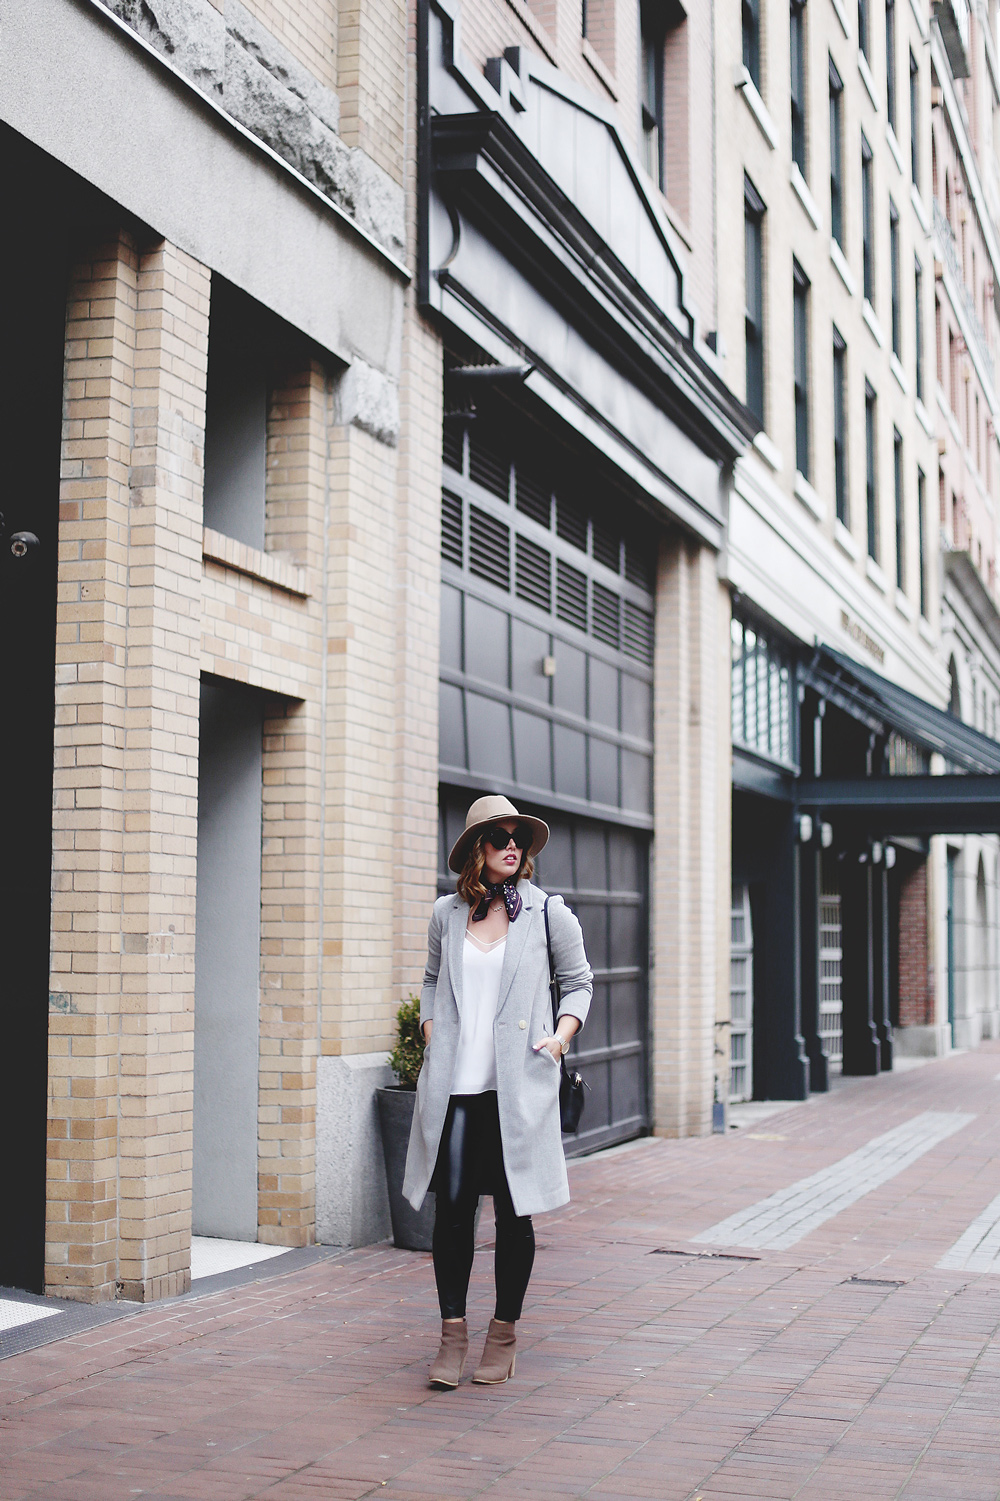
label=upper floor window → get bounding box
[833,327,848,524]
[893,427,905,591]
[745,176,766,425]
[731,616,794,765]
[858,0,869,60]
[917,466,928,617]
[793,260,811,479]
[865,381,879,562]
[885,0,896,132]
[914,256,924,402]
[862,132,875,304]
[909,49,920,185]
[743,0,761,90]
[790,0,807,176]
[889,198,901,357]
[640,2,665,189]
[830,59,844,247]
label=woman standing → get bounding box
[403,795,593,1388]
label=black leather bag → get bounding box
[543,896,587,1135]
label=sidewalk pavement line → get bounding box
[692,1110,975,1251]
[937,1186,1000,1273]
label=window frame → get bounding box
[833,326,848,525]
[640,1,665,190]
[743,0,761,90]
[862,132,875,305]
[893,427,905,591]
[745,175,767,427]
[790,0,807,177]
[914,256,924,402]
[917,465,928,618]
[885,0,896,133]
[829,58,844,248]
[909,49,920,187]
[793,259,811,480]
[889,197,901,357]
[865,380,879,563]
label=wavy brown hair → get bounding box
[456,833,534,907]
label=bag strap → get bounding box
[543,895,559,1035]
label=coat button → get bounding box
[518,1019,527,1029]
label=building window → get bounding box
[885,0,896,133]
[731,615,794,764]
[745,176,766,425]
[829,59,844,247]
[889,198,901,357]
[790,0,807,176]
[640,2,664,189]
[865,381,878,562]
[743,0,761,89]
[862,133,875,304]
[914,256,924,402]
[917,465,927,617]
[909,49,920,186]
[858,0,869,60]
[833,327,848,525]
[893,428,905,590]
[793,260,811,479]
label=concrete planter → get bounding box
[376,1086,435,1251]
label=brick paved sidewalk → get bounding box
[3,1045,1000,1501]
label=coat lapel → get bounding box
[495,881,535,1020]
[447,897,466,1013]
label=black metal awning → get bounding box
[794,645,1000,837]
[797,775,1000,835]
[800,644,1000,774]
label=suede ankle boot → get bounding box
[472,1318,517,1383]
[429,1318,468,1389]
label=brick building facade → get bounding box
[8,0,1000,1305]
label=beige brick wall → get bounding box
[49,233,210,1302]
[650,538,723,1138]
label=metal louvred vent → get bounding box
[516,470,552,527]
[515,535,552,611]
[469,434,510,500]
[556,495,588,551]
[441,490,463,566]
[592,519,621,572]
[625,540,656,593]
[556,558,587,631]
[443,423,464,474]
[592,582,621,648]
[469,505,510,590]
[623,601,654,665]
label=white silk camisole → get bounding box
[451,931,506,1095]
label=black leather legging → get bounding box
[432,1091,535,1323]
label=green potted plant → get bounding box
[376,998,435,1251]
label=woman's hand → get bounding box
[533,1035,563,1063]
[422,1019,433,1045]
[533,1016,578,1063]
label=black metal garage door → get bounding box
[437,417,653,1153]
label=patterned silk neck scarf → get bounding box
[471,880,522,923]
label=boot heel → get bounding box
[429,1319,468,1389]
[472,1318,517,1383]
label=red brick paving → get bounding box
[3,1046,1000,1499]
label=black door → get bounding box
[0,132,75,1291]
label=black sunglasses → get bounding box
[483,824,532,852]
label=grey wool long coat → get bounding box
[402,880,593,1218]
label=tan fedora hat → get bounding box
[448,794,549,874]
